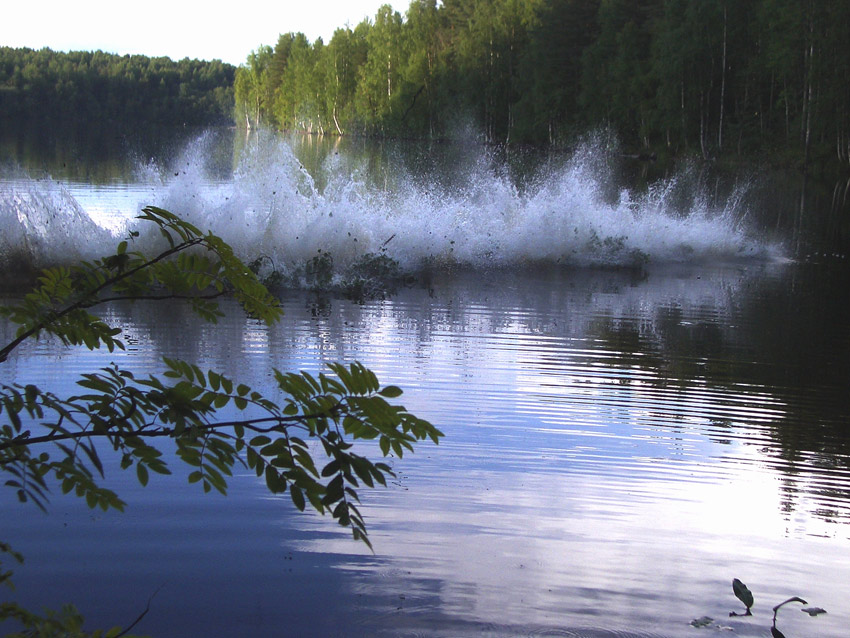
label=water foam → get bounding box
[0,133,778,280]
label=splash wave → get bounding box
[0,172,111,276]
[1,134,779,283]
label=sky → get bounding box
[1,0,398,66]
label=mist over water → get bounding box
[1,132,779,279]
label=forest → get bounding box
[0,47,235,127]
[2,1,848,170]
[235,0,850,169]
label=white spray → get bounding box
[0,133,779,276]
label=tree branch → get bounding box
[0,237,205,362]
[0,403,345,453]
[96,290,229,304]
[114,584,164,638]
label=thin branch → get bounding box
[114,584,164,638]
[0,403,345,453]
[0,237,205,362]
[95,290,229,304]
[772,597,808,624]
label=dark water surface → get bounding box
[2,262,849,638]
[1,129,849,637]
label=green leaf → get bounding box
[208,371,221,391]
[265,466,285,493]
[290,485,306,511]
[732,578,754,610]
[321,460,341,478]
[350,458,375,488]
[294,448,318,477]
[379,385,403,398]
[136,463,149,487]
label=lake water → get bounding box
[1,129,849,637]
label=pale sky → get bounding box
[1,1,399,66]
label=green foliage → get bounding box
[234,45,274,129]
[3,534,145,636]
[0,46,235,127]
[17,0,848,162]
[0,601,136,638]
[0,358,437,548]
[0,543,23,591]
[0,207,441,633]
[233,0,850,167]
[0,206,281,364]
[0,205,440,541]
[6,0,850,163]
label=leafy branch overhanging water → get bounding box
[0,207,442,636]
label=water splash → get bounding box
[148,133,777,273]
[0,170,111,274]
[0,133,779,281]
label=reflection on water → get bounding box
[2,263,849,637]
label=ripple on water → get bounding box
[2,258,849,637]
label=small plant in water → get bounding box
[584,230,649,269]
[306,249,334,289]
[341,252,406,301]
[247,253,285,288]
[730,577,754,616]
[254,248,409,300]
[691,578,826,636]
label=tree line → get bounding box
[235,0,850,168]
[0,47,236,128]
